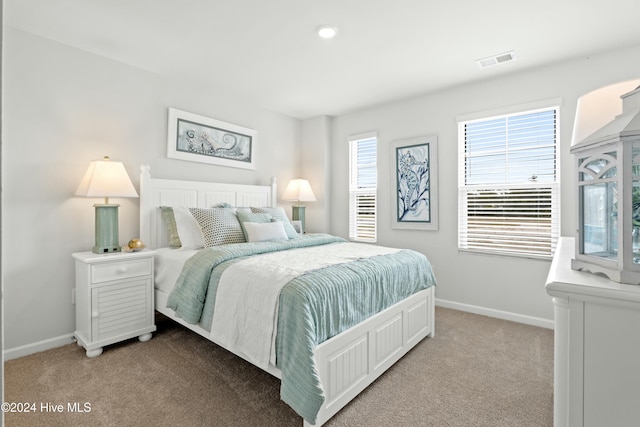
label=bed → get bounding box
[139,165,436,426]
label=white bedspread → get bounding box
[154,248,199,293]
[210,242,399,369]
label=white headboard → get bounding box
[139,165,277,249]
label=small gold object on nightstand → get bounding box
[127,238,145,252]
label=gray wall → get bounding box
[2,29,301,354]
[329,44,640,324]
[301,116,332,234]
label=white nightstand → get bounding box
[72,250,156,357]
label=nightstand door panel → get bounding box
[91,278,152,342]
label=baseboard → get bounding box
[4,333,76,361]
[3,302,552,360]
[435,298,554,329]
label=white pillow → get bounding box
[173,206,205,249]
[243,221,288,242]
[250,206,298,239]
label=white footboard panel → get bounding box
[310,286,435,426]
[156,286,434,426]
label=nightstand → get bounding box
[72,250,156,357]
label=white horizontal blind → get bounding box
[349,135,377,242]
[458,107,559,258]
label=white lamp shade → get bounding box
[76,156,138,201]
[282,178,316,203]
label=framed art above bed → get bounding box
[167,108,256,170]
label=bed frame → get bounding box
[139,165,435,426]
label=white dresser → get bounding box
[73,250,156,357]
[545,237,640,427]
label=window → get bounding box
[458,102,560,258]
[349,133,377,242]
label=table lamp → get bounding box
[282,178,316,233]
[76,156,138,253]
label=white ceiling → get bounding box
[6,0,640,119]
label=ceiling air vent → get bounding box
[476,51,516,69]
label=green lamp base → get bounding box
[291,205,306,233]
[93,204,121,254]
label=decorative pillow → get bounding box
[243,221,288,242]
[188,207,246,247]
[212,202,233,208]
[160,207,182,248]
[236,210,273,240]
[250,207,298,239]
[173,206,205,249]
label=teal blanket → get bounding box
[166,234,436,424]
[166,234,346,323]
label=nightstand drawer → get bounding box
[91,258,152,283]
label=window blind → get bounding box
[458,107,559,258]
[349,135,377,242]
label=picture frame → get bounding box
[167,108,256,170]
[391,135,438,230]
[291,220,303,234]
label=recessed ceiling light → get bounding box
[317,25,338,39]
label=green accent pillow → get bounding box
[250,207,299,239]
[236,210,273,240]
[160,207,182,248]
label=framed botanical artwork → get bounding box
[167,108,256,170]
[391,135,438,230]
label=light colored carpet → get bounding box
[4,307,553,426]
